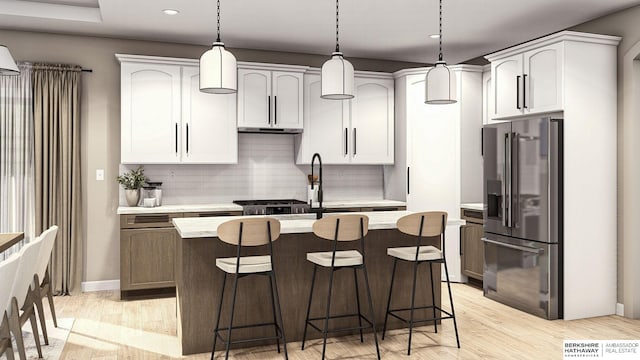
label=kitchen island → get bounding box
[173,211,464,355]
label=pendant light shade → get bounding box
[0,45,19,75]
[321,52,354,100]
[321,0,354,100]
[426,61,456,104]
[200,42,237,94]
[199,0,237,94]
[425,0,456,104]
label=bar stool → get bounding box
[211,217,287,360]
[382,211,460,355]
[301,214,381,360]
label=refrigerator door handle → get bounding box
[481,238,542,254]
[503,132,511,227]
[512,132,519,227]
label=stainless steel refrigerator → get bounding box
[482,117,563,320]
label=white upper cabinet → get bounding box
[523,42,563,114]
[295,72,394,165]
[272,71,303,129]
[351,77,394,164]
[117,54,238,164]
[237,64,305,131]
[296,74,350,164]
[237,69,271,128]
[120,61,182,164]
[181,66,237,164]
[489,41,563,119]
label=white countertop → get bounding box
[173,211,464,239]
[311,199,406,209]
[117,199,406,215]
[117,203,243,215]
[460,203,484,211]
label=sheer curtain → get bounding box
[0,62,35,260]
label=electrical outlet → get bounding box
[96,169,104,181]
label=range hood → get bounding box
[238,127,303,134]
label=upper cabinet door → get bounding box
[492,54,523,119]
[350,78,394,164]
[237,69,271,129]
[121,62,181,164]
[272,71,303,129]
[181,66,238,164]
[297,74,349,164]
[523,42,563,114]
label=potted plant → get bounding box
[117,166,148,206]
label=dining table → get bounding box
[0,232,25,254]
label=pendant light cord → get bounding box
[438,0,443,61]
[216,0,221,42]
[335,0,340,53]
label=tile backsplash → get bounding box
[119,133,383,205]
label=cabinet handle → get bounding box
[186,123,189,154]
[407,166,410,195]
[459,225,464,255]
[345,128,348,156]
[268,95,271,125]
[523,74,528,109]
[175,123,178,154]
[274,95,277,125]
[353,128,357,155]
[516,75,521,110]
[481,128,484,156]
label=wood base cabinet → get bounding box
[460,209,484,281]
[120,228,177,291]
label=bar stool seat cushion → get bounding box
[387,245,442,262]
[216,255,272,274]
[306,250,363,267]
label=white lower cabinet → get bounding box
[117,54,237,164]
[296,72,394,165]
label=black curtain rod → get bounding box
[82,68,93,73]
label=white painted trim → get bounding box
[115,53,199,66]
[81,280,120,292]
[485,31,621,62]
[616,303,624,316]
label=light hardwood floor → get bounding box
[41,283,640,359]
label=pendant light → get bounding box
[199,0,237,94]
[0,45,19,75]
[321,0,354,100]
[425,0,456,104]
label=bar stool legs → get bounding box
[443,259,460,348]
[301,264,317,351]
[211,271,288,360]
[382,257,461,354]
[301,263,381,360]
[382,258,398,340]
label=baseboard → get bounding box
[616,303,624,316]
[81,279,120,292]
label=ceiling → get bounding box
[1,0,639,64]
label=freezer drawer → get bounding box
[482,233,560,319]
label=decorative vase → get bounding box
[125,189,139,207]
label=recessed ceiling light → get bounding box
[429,34,440,39]
[162,9,179,15]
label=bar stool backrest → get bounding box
[217,217,281,246]
[397,211,447,237]
[312,214,369,241]
[0,253,20,315]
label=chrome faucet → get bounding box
[310,153,324,219]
